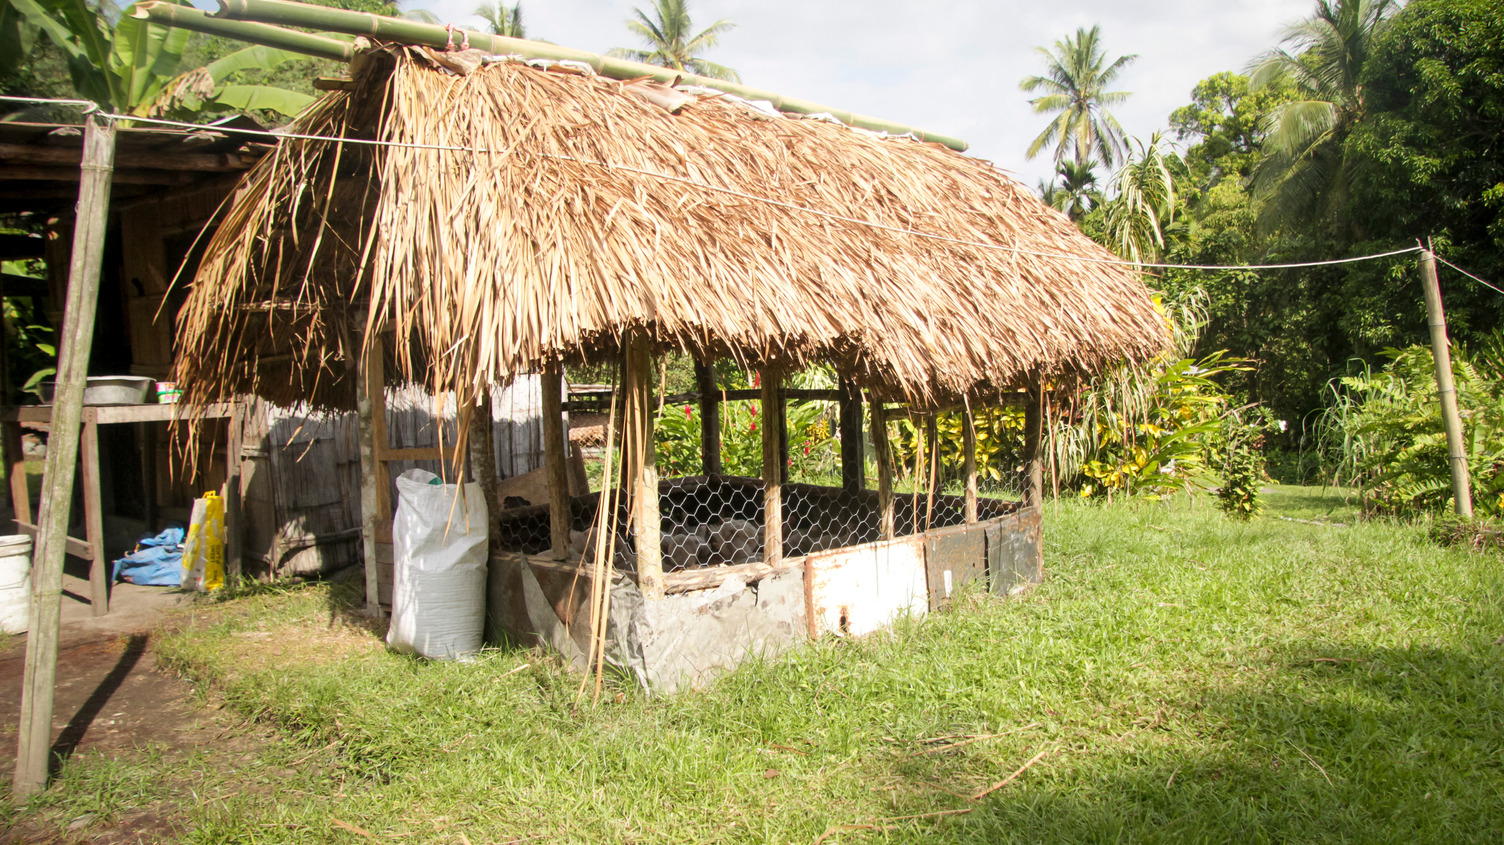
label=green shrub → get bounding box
[1320,338,1504,517]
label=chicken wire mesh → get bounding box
[490,382,1023,576]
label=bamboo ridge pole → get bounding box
[13,114,116,800]
[1420,250,1473,517]
[207,0,969,152]
[131,3,354,61]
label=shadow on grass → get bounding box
[854,634,1504,844]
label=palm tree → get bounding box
[1104,134,1178,266]
[473,1,524,38]
[608,0,739,82]
[1019,25,1137,169]
[1248,0,1398,230]
[1040,159,1102,221]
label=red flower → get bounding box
[749,405,758,417]
[803,444,810,456]
[749,422,757,432]
[684,404,693,419]
[753,372,761,387]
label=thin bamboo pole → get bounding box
[624,334,663,599]
[13,113,115,801]
[761,367,783,569]
[1420,250,1473,517]
[870,401,894,540]
[132,2,353,61]
[541,363,572,559]
[207,0,969,151]
[962,405,978,524]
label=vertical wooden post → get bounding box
[355,336,386,618]
[870,401,894,540]
[776,380,790,483]
[761,366,783,567]
[467,387,502,544]
[1022,383,1044,509]
[962,405,978,524]
[540,363,572,559]
[224,403,243,583]
[79,416,106,615]
[694,360,721,476]
[14,113,115,801]
[625,333,663,599]
[838,378,863,494]
[1420,250,1473,517]
[924,414,939,531]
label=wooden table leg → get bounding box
[4,420,31,532]
[80,416,107,615]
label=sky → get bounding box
[413,0,1317,187]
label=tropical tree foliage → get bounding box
[1019,24,1136,168]
[1039,159,1101,221]
[608,0,738,82]
[1,0,314,117]
[473,0,524,38]
[1248,0,1399,232]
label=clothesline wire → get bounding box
[0,94,1430,273]
[1435,255,1504,298]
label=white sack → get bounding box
[386,469,489,660]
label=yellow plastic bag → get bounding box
[181,492,225,592]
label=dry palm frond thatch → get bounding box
[173,47,1168,414]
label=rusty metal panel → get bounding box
[923,524,986,609]
[986,506,1043,596]
[804,536,927,637]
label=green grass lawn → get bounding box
[13,485,1504,843]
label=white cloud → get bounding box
[416,0,1314,185]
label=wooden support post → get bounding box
[838,378,863,493]
[540,363,572,560]
[776,380,789,483]
[625,333,663,599]
[962,405,978,524]
[870,401,894,540]
[761,367,783,567]
[467,387,502,547]
[224,403,243,583]
[14,113,115,801]
[924,414,939,531]
[355,336,386,618]
[1022,382,1044,509]
[1420,250,1473,517]
[695,360,721,476]
[80,418,106,615]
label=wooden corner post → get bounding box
[625,333,663,599]
[962,404,978,524]
[838,378,864,494]
[1420,250,1473,517]
[761,366,783,568]
[694,360,721,476]
[540,362,572,559]
[355,335,387,618]
[1022,382,1044,510]
[14,113,116,801]
[870,401,894,540]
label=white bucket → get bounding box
[0,534,33,634]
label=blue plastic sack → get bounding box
[112,525,186,586]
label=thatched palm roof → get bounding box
[174,46,1168,411]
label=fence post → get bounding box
[13,113,115,800]
[1420,250,1473,517]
